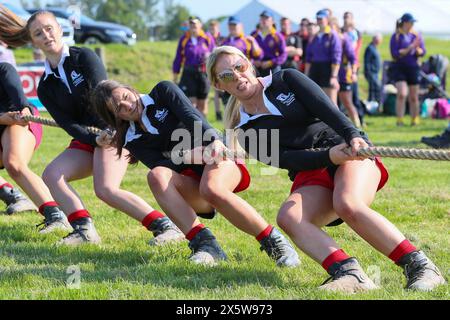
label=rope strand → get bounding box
[23,114,450,161]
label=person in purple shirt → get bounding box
[338,29,361,128]
[173,16,215,116]
[305,10,342,106]
[389,13,426,126]
[222,16,263,62]
[251,10,287,77]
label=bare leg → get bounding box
[200,160,268,236]
[277,185,341,264]
[338,91,361,128]
[196,98,208,117]
[92,147,157,221]
[333,159,406,256]
[147,166,210,234]
[408,84,420,124]
[1,125,54,205]
[395,81,408,123]
[42,148,93,214]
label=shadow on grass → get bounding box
[0,225,282,290]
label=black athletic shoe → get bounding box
[259,227,300,267]
[319,257,378,293]
[57,217,101,245]
[147,217,184,246]
[421,130,450,149]
[188,228,227,266]
[197,209,217,220]
[37,206,72,234]
[399,250,446,291]
[0,185,36,214]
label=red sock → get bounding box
[38,201,59,216]
[321,249,351,272]
[141,210,165,229]
[0,183,14,190]
[388,239,417,264]
[67,209,91,224]
[256,225,273,241]
[186,224,205,241]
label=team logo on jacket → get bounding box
[268,40,275,48]
[276,92,295,106]
[155,109,169,122]
[71,70,84,87]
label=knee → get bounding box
[3,158,25,179]
[199,182,226,206]
[147,167,171,192]
[277,207,301,235]
[333,197,365,224]
[94,185,116,203]
[42,166,61,186]
[397,91,407,101]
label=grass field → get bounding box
[1,40,448,300]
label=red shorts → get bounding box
[67,139,95,153]
[290,157,389,194]
[180,160,251,193]
[0,108,42,152]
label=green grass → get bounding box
[2,41,449,300]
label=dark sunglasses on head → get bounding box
[216,59,249,83]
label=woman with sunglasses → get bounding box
[206,45,445,293]
[0,6,183,246]
[91,79,300,266]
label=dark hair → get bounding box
[0,5,57,48]
[90,80,141,162]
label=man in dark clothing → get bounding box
[364,34,382,103]
[280,17,302,70]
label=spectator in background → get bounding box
[364,34,382,104]
[0,40,15,66]
[307,22,318,42]
[208,20,226,121]
[280,17,302,70]
[343,11,365,127]
[305,9,342,105]
[336,21,361,128]
[220,16,263,107]
[298,18,310,72]
[208,20,224,45]
[173,16,215,116]
[390,13,426,126]
[251,10,287,76]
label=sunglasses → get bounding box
[216,59,249,83]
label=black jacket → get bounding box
[124,81,220,175]
[37,46,107,146]
[236,69,367,180]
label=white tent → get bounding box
[219,0,450,38]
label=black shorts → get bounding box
[179,67,210,100]
[339,82,352,92]
[309,62,332,88]
[389,63,421,85]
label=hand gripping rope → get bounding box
[22,114,450,161]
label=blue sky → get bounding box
[170,0,252,21]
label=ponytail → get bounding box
[0,4,29,47]
[0,5,58,48]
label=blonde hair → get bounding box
[206,46,255,151]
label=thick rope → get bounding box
[22,114,102,135]
[23,114,450,161]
